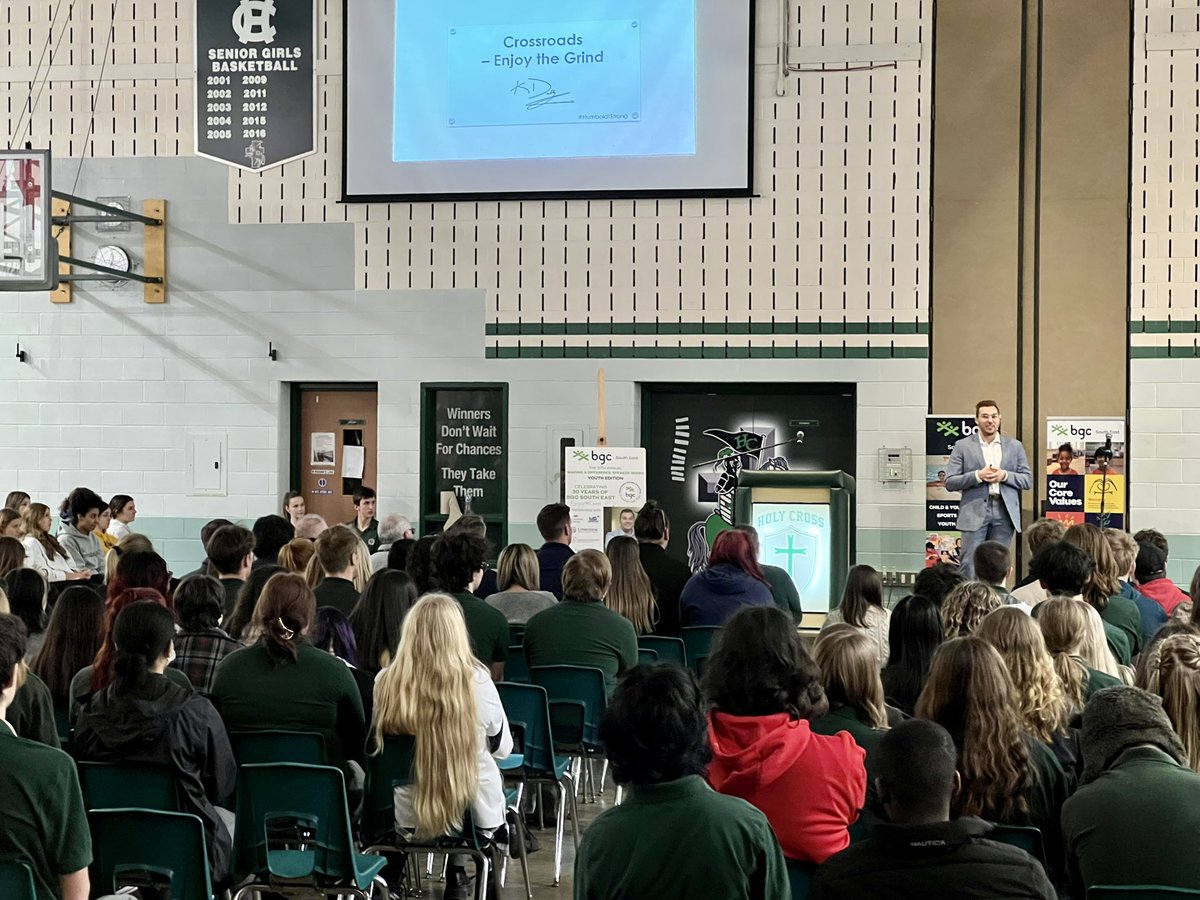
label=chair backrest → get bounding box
[786,858,816,899]
[232,762,357,882]
[361,734,417,844]
[636,635,686,666]
[88,808,211,900]
[497,682,561,776]
[529,665,607,749]
[76,761,181,812]
[508,625,526,646]
[506,645,530,684]
[637,648,659,664]
[681,626,722,671]
[989,824,1046,867]
[229,729,328,766]
[1089,888,1200,899]
[0,860,36,900]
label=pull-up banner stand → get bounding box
[196,0,317,171]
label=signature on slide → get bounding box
[511,78,574,110]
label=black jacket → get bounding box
[72,674,237,881]
[637,543,690,637]
[538,542,575,601]
[813,817,1056,900]
[313,577,361,616]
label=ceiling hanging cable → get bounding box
[15,0,79,149]
[9,0,66,148]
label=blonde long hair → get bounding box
[1077,601,1130,682]
[1038,597,1094,708]
[22,503,68,561]
[916,636,1032,820]
[1144,633,1200,772]
[1064,523,1121,610]
[372,593,478,837]
[604,537,657,634]
[813,625,889,730]
[977,607,1071,743]
[941,583,1002,637]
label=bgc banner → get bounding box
[1044,418,1126,529]
[924,414,973,568]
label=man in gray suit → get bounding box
[943,400,1031,579]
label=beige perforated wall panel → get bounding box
[1133,0,1200,357]
[2,0,930,357]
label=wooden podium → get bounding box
[734,470,856,623]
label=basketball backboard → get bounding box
[0,149,54,291]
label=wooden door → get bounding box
[293,385,378,527]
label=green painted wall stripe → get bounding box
[1129,346,1200,358]
[1130,320,1200,334]
[486,321,930,337]
[486,345,929,359]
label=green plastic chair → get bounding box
[506,645,530,683]
[1089,888,1200,899]
[88,808,212,900]
[496,681,580,885]
[990,824,1046,867]
[529,665,606,752]
[0,860,36,900]
[231,762,385,899]
[76,761,181,812]
[637,647,659,664]
[52,703,70,747]
[637,635,686,666]
[786,857,816,899]
[508,625,526,646]
[681,626,722,672]
[361,735,501,900]
[228,729,327,766]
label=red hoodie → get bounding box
[707,711,866,863]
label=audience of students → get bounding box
[348,568,418,674]
[881,594,944,716]
[525,549,637,695]
[704,607,866,863]
[0,614,92,900]
[209,572,367,778]
[915,637,1070,868]
[821,565,891,668]
[73,601,237,882]
[432,531,510,680]
[170,574,242,695]
[371,593,512,898]
[9,481,1200,898]
[633,500,690,637]
[680,529,775,627]
[536,503,575,600]
[812,719,1056,900]
[1009,518,1067,608]
[574,664,789,900]
[940,581,1002,638]
[604,535,658,634]
[483,542,557,624]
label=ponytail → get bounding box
[112,647,154,691]
[634,501,670,542]
[108,600,176,694]
[1050,649,1088,709]
[252,572,315,665]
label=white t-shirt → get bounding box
[391,664,514,833]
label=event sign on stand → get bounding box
[564,447,647,551]
[1043,418,1126,529]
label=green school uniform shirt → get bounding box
[524,599,639,695]
[209,642,366,770]
[0,722,91,900]
[574,775,790,900]
[1099,593,1143,660]
[762,564,804,620]
[452,591,510,666]
[1063,746,1200,891]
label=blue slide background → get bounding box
[393,0,695,163]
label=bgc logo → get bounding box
[936,420,981,438]
[572,449,614,465]
[1051,423,1095,438]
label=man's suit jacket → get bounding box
[943,434,1032,533]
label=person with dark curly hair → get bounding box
[432,530,509,681]
[574,664,789,899]
[704,606,866,863]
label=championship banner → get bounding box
[1044,418,1126,529]
[564,448,647,551]
[924,415,972,568]
[195,0,317,171]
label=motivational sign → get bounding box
[1044,418,1126,529]
[428,388,507,518]
[195,0,316,171]
[924,415,973,568]
[564,447,647,551]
